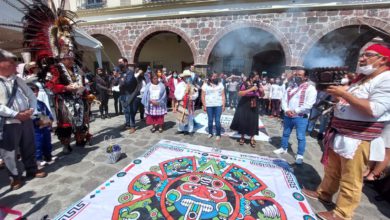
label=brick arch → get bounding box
[129,25,199,65]
[201,21,293,66]
[85,29,126,57]
[299,17,390,64]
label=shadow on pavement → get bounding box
[293,162,322,191]
[269,136,293,155]
[89,126,124,146]
[163,121,176,130]
[0,191,51,219]
[43,146,98,175]
[363,182,390,218]
[22,193,51,219]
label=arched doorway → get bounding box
[303,25,390,71]
[208,27,286,77]
[134,32,194,72]
[83,34,122,72]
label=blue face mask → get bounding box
[186,77,192,83]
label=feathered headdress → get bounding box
[2,0,81,64]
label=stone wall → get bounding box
[82,8,390,67]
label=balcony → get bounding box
[77,0,107,10]
[75,0,390,12]
[75,0,390,21]
[77,0,219,10]
[122,0,196,6]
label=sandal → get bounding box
[239,138,245,145]
[250,139,256,148]
[364,172,384,183]
[150,127,156,133]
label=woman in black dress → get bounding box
[230,73,263,147]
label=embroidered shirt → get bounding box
[332,72,390,159]
[281,82,317,116]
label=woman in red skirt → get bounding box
[141,73,167,133]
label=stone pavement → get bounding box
[0,103,389,219]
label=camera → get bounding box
[308,67,349,91]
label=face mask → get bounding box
[292,76,303,85]
[212,78,219,84]
[185,77,192,84]
[262,81,266,85]
[357,58,381,75]
[118,64,125,70]
[173,74,178,78]
[356,64,377,75]
[276,80,281,84]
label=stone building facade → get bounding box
[80,6,390,72]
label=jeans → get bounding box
[206,106,222,136]
[35,128,52,161]
[281,115,309,156]
[307,108,330,134]
[228,91,237,108]
[113,91,122,114]
[121,95,140,128]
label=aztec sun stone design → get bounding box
[112,156,287,220]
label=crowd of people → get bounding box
[1,42,390,219]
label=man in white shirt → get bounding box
[274,68,317,164]
[0,49,46,190]
[302,44,390,220]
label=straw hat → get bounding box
[179,70,192,78]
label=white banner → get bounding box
[194,113,270,141]
[55,140,316,220]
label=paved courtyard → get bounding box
[0,101,389,219]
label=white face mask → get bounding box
[356,65,376,75]
[356,59,380,75]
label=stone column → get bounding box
[194,64,209,78]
